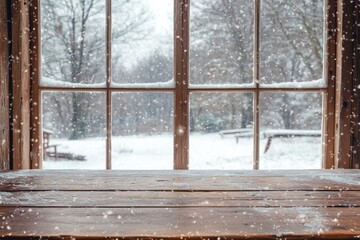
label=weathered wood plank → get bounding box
[0,0,10,170]
[0,191,359,208]
[335,0,357,168]
[323,0,337,169]
[1,170,359,191]
[0,207,359,239]
[11,0,31,169]
[29,0,42,169]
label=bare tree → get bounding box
[42,0,150,139]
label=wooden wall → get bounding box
[0,0,10,170]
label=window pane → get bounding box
[260,0,325,87]
[41,0,106,87]
[111,0,174,86]
[190,0,254,86]
[112,92,173,169]
[42,92,106,169]
[260,92,322,169]
[189,92,253,169]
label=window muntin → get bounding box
[39,0,328,170]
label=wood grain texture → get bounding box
[29,0,42,169]
[0,0,10,170]
[173,0,189,170]
[352,0,360,169]
[335,0,356,169]
[0,170,360,239]
[1,190,360,208]
[11,0,31,169]
[323,0,337,169]
[1,170,360,191]
[0,207,359,239]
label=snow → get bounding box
[260,79,326,88]
[263,129,321,137]
[41,76,175,89]
[43,133,322,170]
[189,83,256,89]
[188,79,326,89]
[41,76,106,88]
[111,79,175,88]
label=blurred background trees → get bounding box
[42,0,324,139]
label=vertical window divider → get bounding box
[253,0,261,170]
[30,0,42,169]
[174,0,190,169]
[106,0,112,170]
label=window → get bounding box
[34,0,334,170]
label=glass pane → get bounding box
[260,92,322,169]
[112,92,173,169]
[41,0,106,87]
[42,92,106,169]
[260,0,324,87]
[190,92,253,169]
[190,0,254,86]
[111,0,173,86]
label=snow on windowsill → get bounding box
[41,76,107,88]
[111,79,175,88]
[260,79,326,88]
[41,77,175,89]
[189,82,256,89]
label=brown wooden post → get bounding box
[322,0,337,169]
[351,0,360,169]
[335,0,356,168]
[174,0,189,169]
[29,0,42,169]
[11,0,31,169]
[0,0,10,170]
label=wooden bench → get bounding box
[1,170,360,239]
[42,129,86,161]
[43,128,60,160]
[219,128,252,138]
[263,129,321,153]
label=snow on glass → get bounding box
[41,0,325,170]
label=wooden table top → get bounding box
[0,170,360,239]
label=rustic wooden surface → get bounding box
[0,0,9,170]
[0,170,360,239]
[11,0,31,169]
[29,0,42,169]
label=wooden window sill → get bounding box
[0,170,360,239]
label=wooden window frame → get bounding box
[28,0,338,170]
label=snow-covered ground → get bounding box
[43,133,322,170]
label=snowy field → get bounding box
[43,133,322,170]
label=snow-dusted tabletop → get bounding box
[0,170,360,239]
